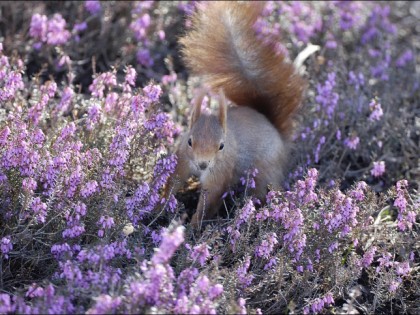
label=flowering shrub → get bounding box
[0,1,418,314]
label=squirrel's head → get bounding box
[186,89,227,173]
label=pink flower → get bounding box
[396,49,413,67]
[190,243,210,266]
[46,14,71,45]
[371,161,385,177]
[124,66,137,87]
[22,177,37,192]
[344,135,360,150]
[1,236,13,259]
[80,180,99,198]
[30,14,48,42]
[30,197,48,223]
[361,246,377,268]
[85,0,101,15]
[143,83,162,102]
[368,99,383,122]
[152,225,185,264]
[389,280,399,292]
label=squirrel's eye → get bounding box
[219,143,224,150]
[188,138,192,147]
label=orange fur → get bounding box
[179,1,305,137]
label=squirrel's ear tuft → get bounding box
[190,88,207,128]
[218,89,227,133]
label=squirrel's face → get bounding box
[187,114,226,173]
[186,89,227,174]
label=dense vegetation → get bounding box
[0,1,418,314]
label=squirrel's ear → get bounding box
[218,89,227,133]
[190,88,206,128]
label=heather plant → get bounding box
[0,1,419,314]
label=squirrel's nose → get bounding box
[199,162,208,170]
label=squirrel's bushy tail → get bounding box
[179,1,305,137]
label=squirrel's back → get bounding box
[179,1,305,137]
[226,106,288,183]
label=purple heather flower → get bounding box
[306,258,314,272]
[30,197,48,223]
[326,39,337,49]
[130,13,151,40]
[64,164,84,198]
[190,243,210,266]
[255,232,278,259]
[0,294,15,313]
[348,71,365,91]
[0,69,24,101]
[395,261,411,276]
[396,49,413,67]
[143,83,162,102]
[46,14,71,46]
[22,177,37,193]
[80,180,99,198]
[57,55,70,68]
[85,0,102,15]
[389,280,399,293]
[131,94,147,115]
[62,225,85,239]
[361,246,377,268]
[240,168,258,189]
[0,126,10,145]
[104,92,118,112]
[30,14,48,42]
[314,136,325,163]
[315,72,339,119]
[337,1,361,31]
[1,236,13,259]
[73,22,88,32]
[158,30,165,40]
[324,292,334,305]
[328,241,339,253]
[89,72,117,98]
[98,215,115,230]
[144,112,177,143]
[237,255,254,288]
[368,98,383,121]
[394,180,415,231]
[238,298,247,315]
[370,48,391,81]
[349,181,368,201]
[125,66,137,86]
[208,283,223,300]
[177,267,199,295]
[371,161,385,177]
[57,86,74,113]
[161,73,177,85]
[361,5,396,45]
[236,199,256,229]
[409,251,415,261]
[152,225,185,264]
[227,227,241,252]
[51,243,72,260]
[59,122,76,141]
[136,48,153,67]
[86,102,102,130]
[344,135,359,150]
[87,295,122,314]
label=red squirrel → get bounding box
[166,1,305,228]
